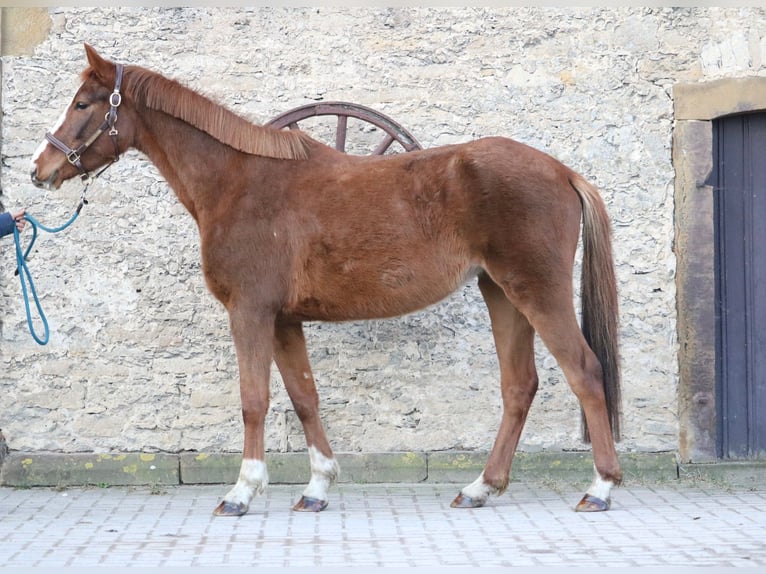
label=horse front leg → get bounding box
[213,309,275,517]
[273,318,339,512]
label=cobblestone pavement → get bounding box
[0,482,764,567]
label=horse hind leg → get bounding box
[518,291,622,512]
[452,272,539,508]
[273,318,339,512]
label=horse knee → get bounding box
[241,396,270,430]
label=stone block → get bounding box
[427,451,487,483]
[179,452,240,485]
[0,452,178,487]
[335,452,427,483]
[679,461,766,489]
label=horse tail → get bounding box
[569,173,621,442]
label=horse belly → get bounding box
[287,246,476,322]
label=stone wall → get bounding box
[1,7,764,457]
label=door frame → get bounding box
[674,76,766,462]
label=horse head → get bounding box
[31,44,132,190]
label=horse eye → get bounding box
[74,102,89,110]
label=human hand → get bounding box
[11,208,26,232]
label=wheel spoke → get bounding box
[335,115,348,152]
[373,134,395,155]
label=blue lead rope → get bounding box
[12,202,84,345]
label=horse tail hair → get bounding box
[569,173,621,442]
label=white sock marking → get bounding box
[460,472,495,504]
[302,445,339,501]
[586,465,614,501]
[223,458,268,507]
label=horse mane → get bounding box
[91,65,312,160]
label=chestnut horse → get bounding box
[31,45,622,516]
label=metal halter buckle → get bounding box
[66,150,81,166]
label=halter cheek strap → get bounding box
[45,63,124,178]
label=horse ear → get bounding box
[84,43,113,81]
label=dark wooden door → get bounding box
[713,111,766,460]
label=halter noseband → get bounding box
[45,63,124,179]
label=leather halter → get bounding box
[45,63,124,178]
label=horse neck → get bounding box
[132,108,247,221]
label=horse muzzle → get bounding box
[30,167,60,190]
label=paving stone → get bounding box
[0,483,764,567]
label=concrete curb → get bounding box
[0,450,685,488]
[678,460,766,489]
[0,430,8,465]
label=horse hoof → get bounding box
[293,496,329,512]
[213,500,248,516]
[450,493,484,509]
[575,494,611,512]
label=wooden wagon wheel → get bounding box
[266,101,423,155]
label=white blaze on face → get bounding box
[31,109,66,164]
[31,87,81,165]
